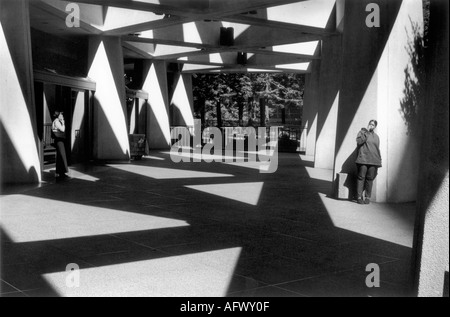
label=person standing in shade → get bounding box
[356,120,382,204]
[52,111,69,179]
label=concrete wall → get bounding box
[333,0,423,203]
[137,98,148,135]
[379,0,423,203]
[30,28,88,77]
[413,0,449,297]
[88,36,130,161]
[0,0,41,185]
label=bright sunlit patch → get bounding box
[154,44,200,57]
[267,0,336,28]
[139,30,154,39]
[272,41,320,56]
[134,0,162,4]
[0,195,189,243]
[276,63,310,71]
[68,170,100,182]
[108,164,234,180]
[210,53,224,64]
[91,7,164,31]
[304,167,333,183]
[247,68,282,73]
[185,182,264,206]
[183,22,203,44]
[42,247,242,297]
[318,193,415,247]
[182,64,223,72]
[144,155,166,161]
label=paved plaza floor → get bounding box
[0,152,416,297]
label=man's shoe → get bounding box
[365,198,371,204]
[357,198,364,204]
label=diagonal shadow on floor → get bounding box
[0,152,416,297]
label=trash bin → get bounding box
[129,134,148,160]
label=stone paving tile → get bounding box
[232,254,333,285]
[0,291,28,297]
[1,242,92,272]
[228,285,304,297]
[48,234,153,259]
[341,239,412,261]
[0,279,19,294]
[276,269,412,297]
[79,247,169,268]
[1,264,60,292]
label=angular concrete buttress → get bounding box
[0,0,41,184]
[142,60,172,150]
[88,36,130,161]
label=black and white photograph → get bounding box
[0,0,448,300]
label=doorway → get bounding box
[34,71,96,178]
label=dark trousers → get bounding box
[357,164,378,199]
[55,139,68,175]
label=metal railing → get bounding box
[43,124,55,149]
[171,125,307,153]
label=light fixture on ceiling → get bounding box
[220,27,234,46]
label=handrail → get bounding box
[43,124,54,149]
[170,125,307,152]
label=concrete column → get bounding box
[302,60,320,159]
[142,60,171,150]
[0,0,41,184]
[170,73,195,127]
[71,90,87,163]
[260,97,266,127]
[137,98,147,135]
[88,36,130,161]
[333,0,423,202]
[413,0,449,297]
[314,35,342,170]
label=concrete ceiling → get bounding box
[29,0,338,73]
